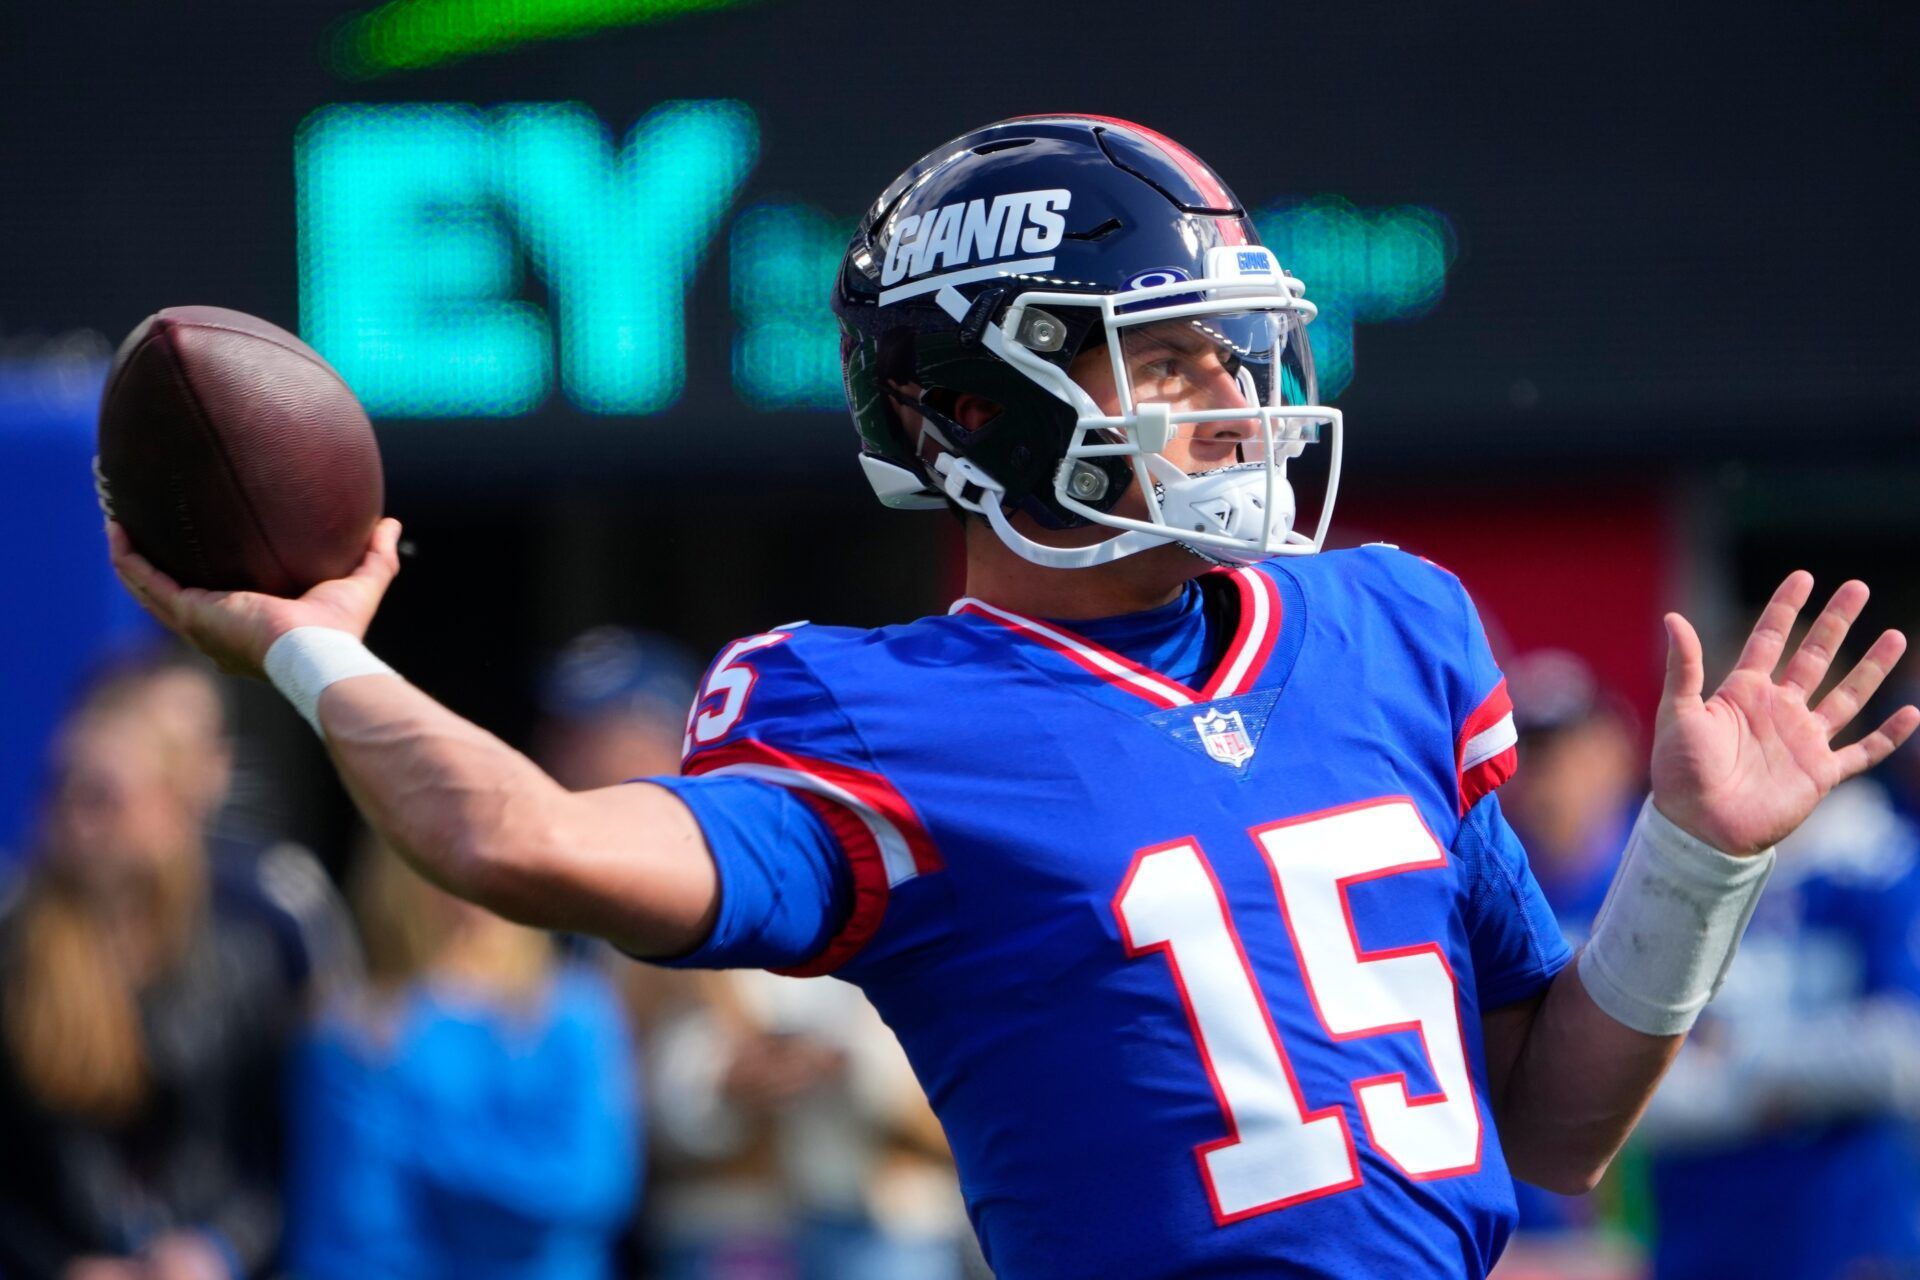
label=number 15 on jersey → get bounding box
[1113,798,1481,1223]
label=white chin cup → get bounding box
[1152,462,1295,563]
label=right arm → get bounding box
[107,519,719,957]
[319,674,718,955]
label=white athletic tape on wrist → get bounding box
[1577,797,1775,1037]
[263,627,396,734]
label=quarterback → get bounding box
[109,116,1916,1278]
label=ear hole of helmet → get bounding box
[927,390,1003,435]
[876,326,917,386]
[862,297,1130,532]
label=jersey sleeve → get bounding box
[1442,572,1519,813]
[672,626,941,977]
[1362,546,1520,813]
[1454,793,1574,1009]
[642,774,851,971]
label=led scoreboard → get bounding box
[6,0,1907,471]
[296,100,1454,419]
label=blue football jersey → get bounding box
[677,546,1568,1280]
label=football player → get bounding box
[108,116,1918,1279]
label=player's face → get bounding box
[1069,319,1264,519]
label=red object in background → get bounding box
[1340,486,1675,746]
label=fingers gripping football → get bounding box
[108,518,403,679]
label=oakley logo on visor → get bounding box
[1125,268,1191,291]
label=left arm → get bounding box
[1482,968,1680,1194]
[1484,572,1917,1193]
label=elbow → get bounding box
[1504,1141,1611,1197]
[450,831,558,928]
[1498,1108,1614,1196]
[1530,1160,1609,1198]
[443,803,568,928]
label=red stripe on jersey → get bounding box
[1199,567,1284,701]
[771,793,890,978]
[1455,679,1516,814]
[956,599,1195,709]
[684,738,943,875]
[1460,747,1518,816]
[956,571,1284,710]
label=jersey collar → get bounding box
[949,565,1284,710]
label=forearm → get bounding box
[315,673,717,953]
[318,674,559,901]
[1489,800,1774,1190]
[1488,966,1683,1193]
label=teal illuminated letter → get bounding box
[1254,198,1454,399]
[730,201,846,411]
[495,100,758,414]
[297,104,550,417]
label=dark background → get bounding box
[6,0,1917,465]
[3,0,1916,857]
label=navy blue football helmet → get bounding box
[832,114,1342,568]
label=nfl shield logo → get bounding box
[1193,708,1256,769]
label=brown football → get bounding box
[96,306,384,596]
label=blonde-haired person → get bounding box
[0,704,291,1280]
[283,837,639,1280]
[73,648,358,1000]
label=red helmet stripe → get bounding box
[1014,113,1248,243]
[1072,115,1232,206]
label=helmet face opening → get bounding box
[992,271,1342,568]
[1105,309,1318,460]
[834,116,1344,570]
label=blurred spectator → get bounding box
[75,649,358,1000]
[1883,661,1920,826]
[528,627,980,1278]
[1500,650,1644,937]
[530,625,704,1276]
[534,626,704,791]
[1634,777,1920,1279]
[0,698,295,1279]
[647,971,978,1280]
[532,625,706,1028]
[284,837,639,1280]
[1496,651,1646,1262]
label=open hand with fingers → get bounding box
[1652,572,1920,856]
[107,518,404,681]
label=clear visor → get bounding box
[1106,309,1319,462]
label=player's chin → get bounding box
[1144,538,1217,582]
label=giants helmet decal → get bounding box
[833,115,1342,569]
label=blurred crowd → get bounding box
[0,631,982,1280]
[3,621,1918,1280]
[1495,644,1920,1280]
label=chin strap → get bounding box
[933,454,1172,569]
[1148,461,1298,562]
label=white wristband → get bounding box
[1576,797,1775,1037]
[263,626,397,734]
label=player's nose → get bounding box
[1190,362,1259,443]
